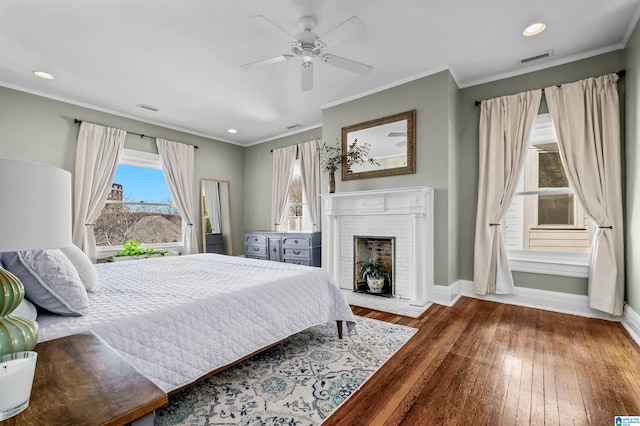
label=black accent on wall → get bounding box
[73,119,199,149]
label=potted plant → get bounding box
[106,239,169,262]
[358,257,388,293]
[320,139,378,193]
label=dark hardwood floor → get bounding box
[324,297,640,425]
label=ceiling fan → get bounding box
[241,15,373,91]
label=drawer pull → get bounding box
[293,250,300,255]
[273,247,277,252]
[253,247,259,251]
[254,237,258,241]
[294,239,299,243]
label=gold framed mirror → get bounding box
[200,178,233,255]
[341,110,416,181]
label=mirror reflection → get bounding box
[200,178,233,255]
[342,110,416,180]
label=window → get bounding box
[282,160,313,232]
[505,114,591,277]
[93,149,181,253]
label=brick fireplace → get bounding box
[322,187,434,306]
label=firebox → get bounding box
[353,236,395,297]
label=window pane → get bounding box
[114,165,171,203]
[94,164,180,246]
[538,151,569,188]
[538,194,574,225]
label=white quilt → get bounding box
[36,254,356,392]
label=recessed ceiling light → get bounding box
[228,129,238,134]
[523,22,546,37]
[33,71,55,80]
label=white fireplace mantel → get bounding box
[322,187,434,306]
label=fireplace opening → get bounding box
[353,236,394,297]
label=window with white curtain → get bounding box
[93,148,182,255]
[282,160,313,232]
[505,114,591,277]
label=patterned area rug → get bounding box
[155,317,417,425]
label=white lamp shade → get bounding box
[0,158,72,252]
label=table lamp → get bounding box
[0,157,72,419]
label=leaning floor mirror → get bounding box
[200,178,233,255]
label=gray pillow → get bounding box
[60,245,99,292]
[2,249,89,316]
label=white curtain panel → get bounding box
[203,180,222,234]
[156,138,199,255]
[299,139,321,232]
[271,145,297,231]
[545,74,624,315]
[72,122,126,262]
[474,90,542,295]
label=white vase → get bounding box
[367,276,385,293]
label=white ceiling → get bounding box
[1,0,638,146]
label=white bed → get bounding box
[36,253,356,393]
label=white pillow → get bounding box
[2,249,89,316]
[60,245,99,292]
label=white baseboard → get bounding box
[623,303,640,347]
[431,279,614,320]
[431,280,462,307]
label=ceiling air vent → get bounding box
[286,124,301,130]
[518,50,553,66]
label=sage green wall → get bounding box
[458,50,626,295]
[0,87,246,254]
[625,19,640,313]
[321,70,458,287]
[243,128,322,231]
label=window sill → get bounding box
[96,243,183,261]
[508,249,589,278]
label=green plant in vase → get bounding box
[358,257,388,293]
[320,139,378,193]
[106,239,168,261]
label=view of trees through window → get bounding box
[283,161,312,232]
[505,115,590,254]
[93,164,181,246]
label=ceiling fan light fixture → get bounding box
[302,49,314,62]
[523,22,546,37]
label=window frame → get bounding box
[281,159,313,233]
[95,148,183,259]
[506,114,590,277]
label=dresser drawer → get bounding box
[282,237,310,248]
[245,235,267,246]
[245,254,267,261]
[282,247,310,258]
[245,245,267,256]
[284,258,311,266]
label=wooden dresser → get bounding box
[244,231,321,267]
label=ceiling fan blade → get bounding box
[301,62,313,91]
[250,15,296,41]
[321,54,373,75]
[241,55,292,70]
[319,16,365,48]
